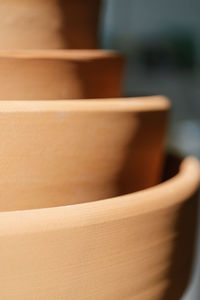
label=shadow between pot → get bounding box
[161,153,199,299]
[161,190,199,300]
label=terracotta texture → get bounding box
[0,156,199,299]
[0,96,169,211]
[0,50,124,100]
[0,0,101,49]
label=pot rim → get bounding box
[0,156,199,234]
[0,96,170,112]
[0,49,123,61]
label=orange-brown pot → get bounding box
[0,96,169,211]
[0,156,199,299]
[0,0,101,49]
[0,50,124,100]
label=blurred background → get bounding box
[100,0,200,299]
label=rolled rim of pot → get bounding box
[0,49,124,62]
[0,95,169,111]
[0,154,199,229]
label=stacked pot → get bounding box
[0,1,199,300]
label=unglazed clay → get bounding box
[0,0,101,49]
[0,96,169,211]
[0,50,124,99]
[0,156,199,300]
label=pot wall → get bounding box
[0,50,124,100]
[0,97,169,211]
[0,0,101,49]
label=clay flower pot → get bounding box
[0,0,101,49]
[0,96,169,211]
[0,50,124,100]
[0,156,199,299]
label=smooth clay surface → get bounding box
[0,0,101,49]
[0,50,124,100]
[0,157,199,299]
[0,96,169,211]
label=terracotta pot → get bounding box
[0,0,101,49]
[0,50,124,100]
[0,96,169,211]
[0,156,199,299]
